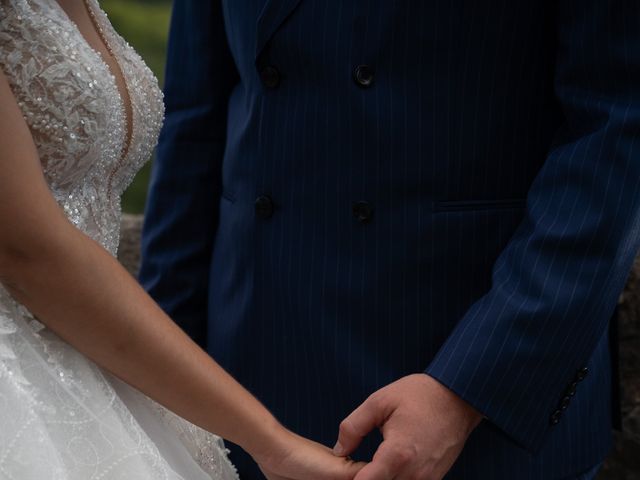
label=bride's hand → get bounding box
[252,428,366,480]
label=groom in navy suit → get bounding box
[140,1,639,478]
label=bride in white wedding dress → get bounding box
[0,1,365,479]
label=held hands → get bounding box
[252,427,366,480]
[334,374,483,480]
[248,373,480,480]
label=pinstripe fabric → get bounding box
[139,1,640,478]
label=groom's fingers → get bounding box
[356,440,416,480]
[353,461,395,480]
[353,463,394,480]
[334,393,391,456]
[330,460,369,480]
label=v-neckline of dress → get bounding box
[50,0,134,194]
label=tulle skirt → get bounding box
[0,287,239,480]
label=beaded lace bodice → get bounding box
[0,0,163,256]
[0,1,239,479]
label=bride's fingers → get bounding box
[285,447,366,479]
[345,460,369,478]
[320,456,367,479]
[353,460,395,480]
[263,432,367,480]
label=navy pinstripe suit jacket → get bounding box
[139,1,640,478]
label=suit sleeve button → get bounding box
[576,367,589,381]
[550,410,562,425]
[560,396,571,410]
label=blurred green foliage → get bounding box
[102,0,172,213]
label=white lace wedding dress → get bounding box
[0,0,239,478]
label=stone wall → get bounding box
[118,214,640,478]
[118,214,143,278]
[599,255,640,479]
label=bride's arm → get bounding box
[0,66,276,459]
[0,70,361,479]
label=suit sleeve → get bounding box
[139,0,239,347]
[426,0,640,452]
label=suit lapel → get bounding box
[255,0,302,59]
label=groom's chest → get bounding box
[222,0,556,80]
[222,0,410,61]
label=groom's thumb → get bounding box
[334,394,388,457]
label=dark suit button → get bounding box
[566,382,578,397]
[260,65,280,89]
[353,65,374,88]
[576,367,589,381]
[560,396,571,411]
[352,201,373,223]
[550,410,562,425]
[255,195,274,219]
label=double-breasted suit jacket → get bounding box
[140,1,640,478]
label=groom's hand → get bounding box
[334,374,483,480]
